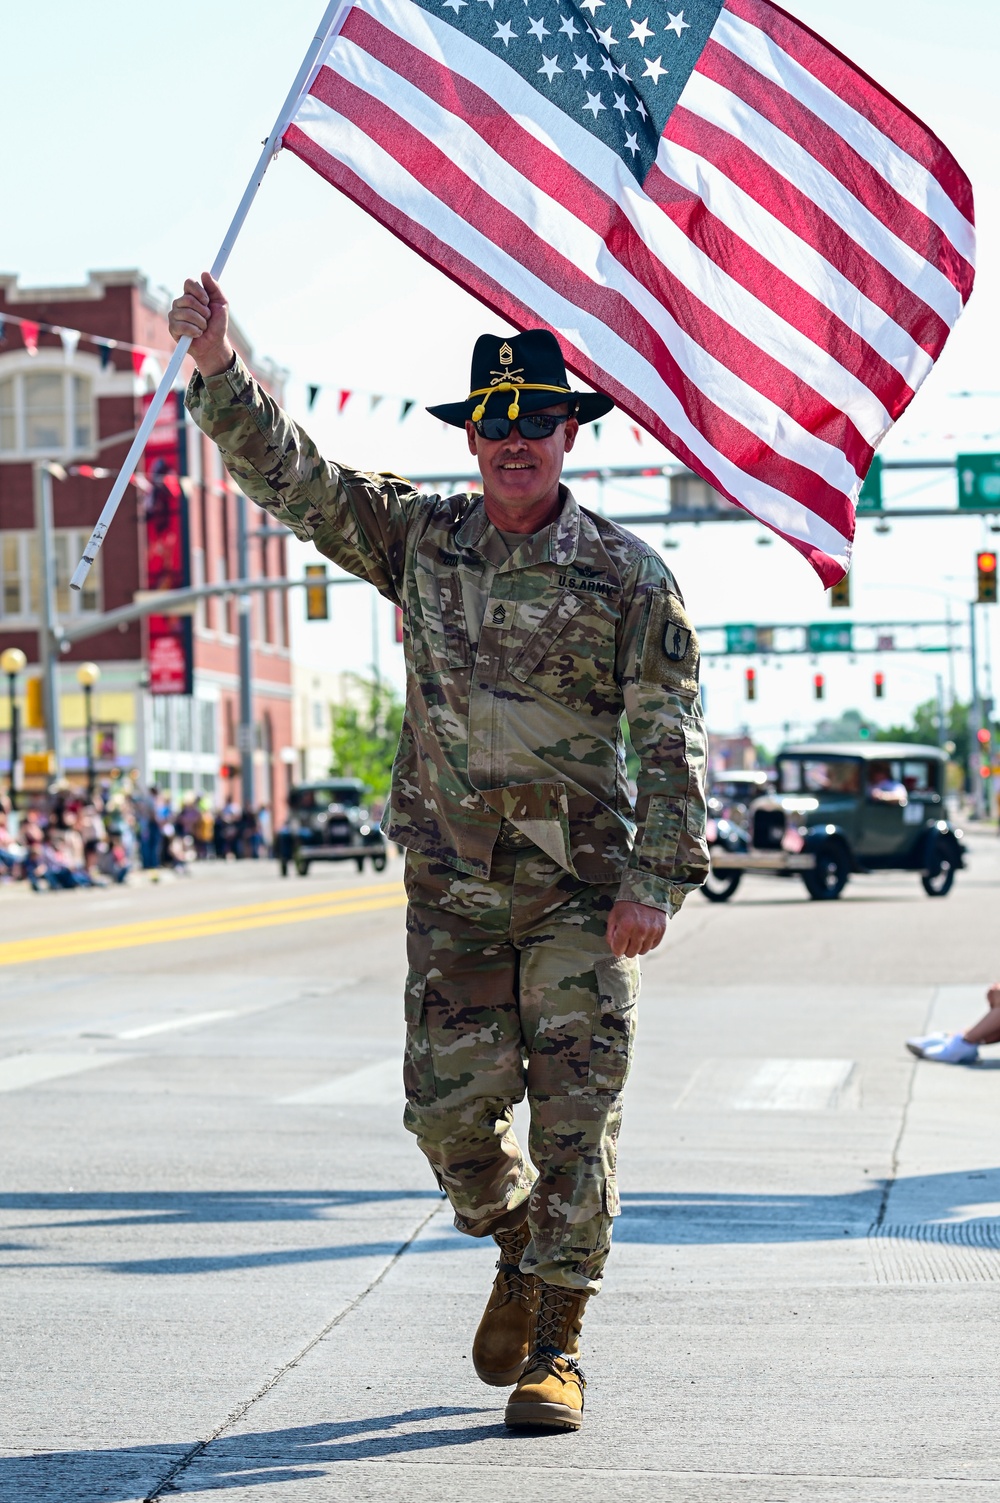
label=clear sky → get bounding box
[2,1,997,747]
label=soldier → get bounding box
[169,273,709,1432]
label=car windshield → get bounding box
[778,758,861,795]
[291,786,362,811]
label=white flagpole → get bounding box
[70,0,349,592]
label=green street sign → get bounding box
[857,454,882,513]
[807,623,853,652]
[957,453,1000,509]
[726,623,758,654]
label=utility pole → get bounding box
[969,600,984,818]
[236,493,254,809]
[35,463,61,776]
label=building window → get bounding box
[199,700,216,755]
[312,700,325,731]
[151,698,170,752]
[0,369,95,457]
[0,529,100,619]
[175,697,193,752]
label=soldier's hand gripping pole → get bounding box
[70,0,350,592]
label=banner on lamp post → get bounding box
[143,390,193,696]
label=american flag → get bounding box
[282,0,974,585]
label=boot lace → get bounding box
[529,1289,587,1387]
[493,1226,536,1309]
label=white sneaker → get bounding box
[906,1033,979,1065]
[905,1033,948,1058]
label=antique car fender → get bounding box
[917,821,966,873]
[800,822,856,868]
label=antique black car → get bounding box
[703,743,964,902]
[278,778,388,876]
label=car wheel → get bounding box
[372,853,388,873]
[802,843,849,900]
[921,837,958,897]
[700,868,741,902]
[295,857,310,877]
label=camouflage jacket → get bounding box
[187,356,708,915]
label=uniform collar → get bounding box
[455,485,581,568]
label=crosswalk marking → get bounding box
[0,1052,127,1094]
[675,1058,859,1112]
[280,1057,402,1106]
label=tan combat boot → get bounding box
[504,1283,589,1431]
[472,1221,539,1386]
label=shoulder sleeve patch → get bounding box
[639,588,700,695]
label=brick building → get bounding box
[0,269,293,820]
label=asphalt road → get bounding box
[3,834,1000,1502]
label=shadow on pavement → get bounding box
[0,1409,505,1501]
[617,1169,1000,1243]
[5,1174,1000,1275]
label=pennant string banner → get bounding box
[0,306,169,359]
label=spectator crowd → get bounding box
[0,780,272,892]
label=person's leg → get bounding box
[961,984,1000,1046]
[503,850,639,1430]
[401,849,534,1237]
[514,852,638,1294]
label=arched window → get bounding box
[0,368,94,457]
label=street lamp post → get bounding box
[1,648,27,808]
[76,662,101,800]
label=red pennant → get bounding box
[131,349,147,376]
[338,389,352,414]
[20,320,39,355]
[630,425,642,444]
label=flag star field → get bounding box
[283,0,974,583]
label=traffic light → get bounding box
[745,667,756,701]
[304,563,329,620]
[830,573,851,608]
[978,728,991,747]
[219,763,235,780]
[814,673,825,700]
[977,551,998,604]
[874,671,885,699]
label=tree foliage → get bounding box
[329,674,405,800]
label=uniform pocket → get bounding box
[508,591,583,682]
[402,968,436,1106]
[635,794,684,872]
[588,954,639,1092]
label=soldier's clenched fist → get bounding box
[168,272,234,378]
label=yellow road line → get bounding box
[0,887,407,967]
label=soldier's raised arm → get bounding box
[616,558,710,917]
[170,274,419,603]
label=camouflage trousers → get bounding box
[402,839,639,1294]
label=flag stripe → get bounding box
[712,6,976,270]
[680,68,961,328]
[644,166,915,425]
[697,36,974,302]
[332,14,887,450]
[725,0,974,223]
[302,68,861,509]
[282,112,854,565]
[660,109,948,364]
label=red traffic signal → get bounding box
[745,667,756,702]
[813,673,825,700]
[874,672,885,699]
[219,763,235,780]
[977,727,991,745]
[978,551,998,604]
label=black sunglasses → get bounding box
[473,413,571,441]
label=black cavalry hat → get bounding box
[427,329,614,428]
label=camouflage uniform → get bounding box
[187,355,709,1291]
